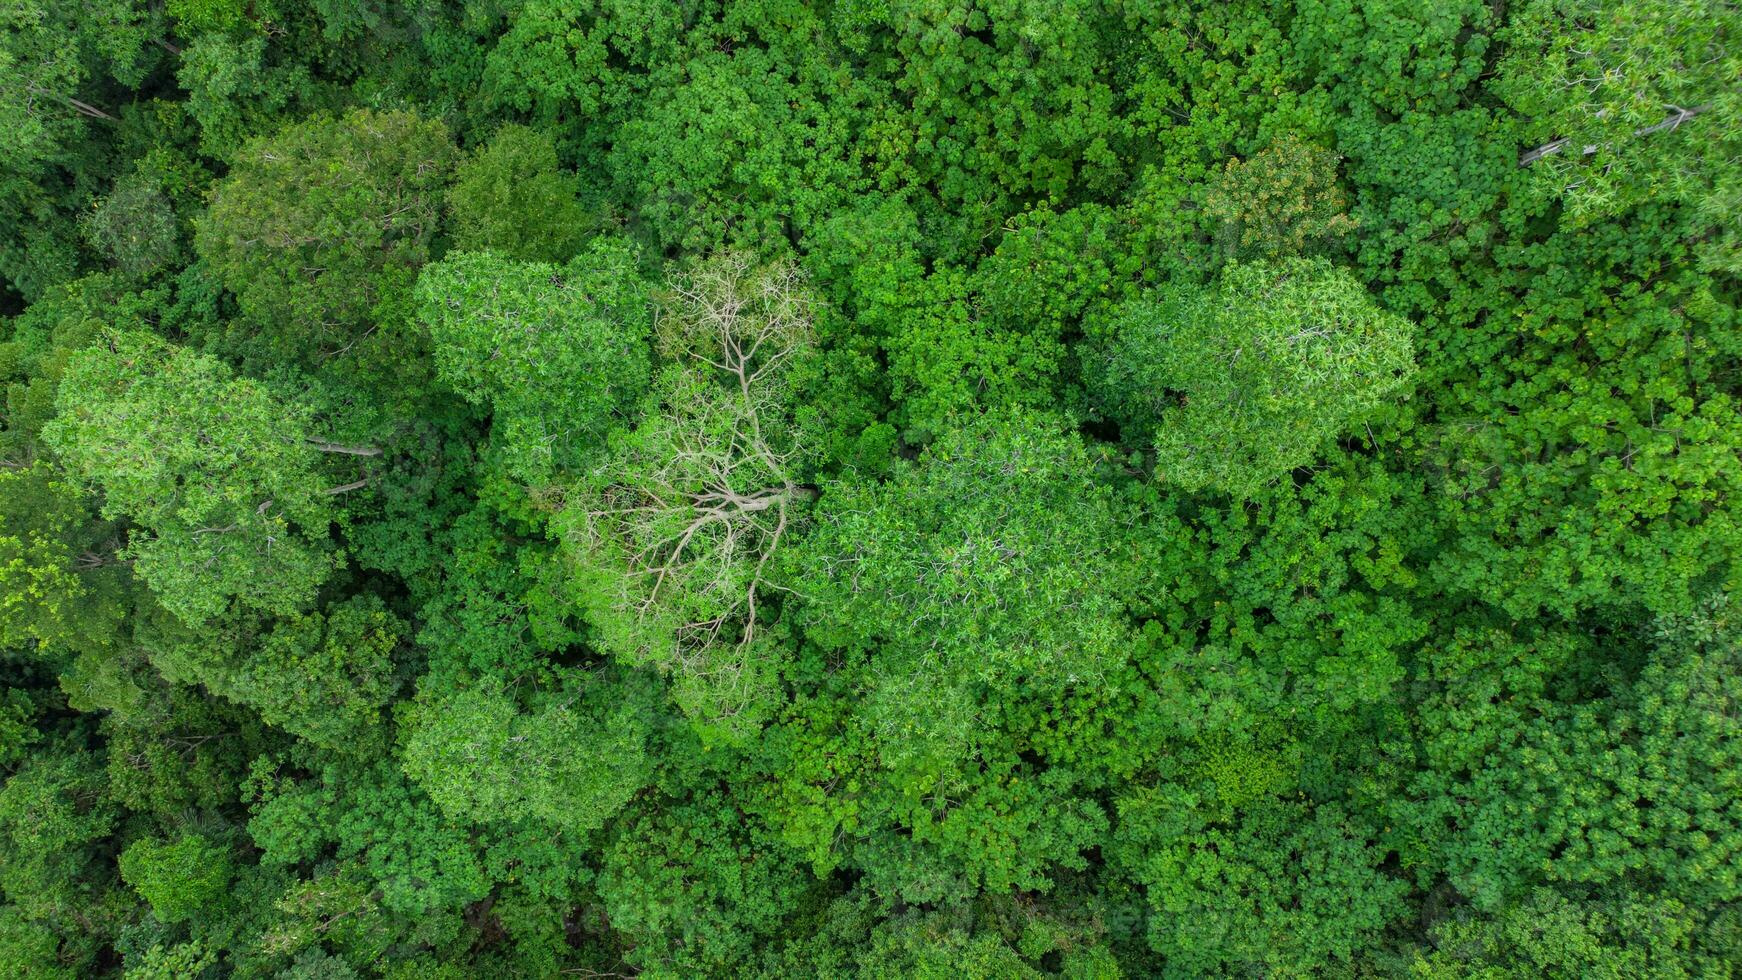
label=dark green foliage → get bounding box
[1113,789,1405,977]
[400,671,652,836]
[609,41,867,252]
[234,597,406,750]
[0,0,163,299]
[0,742,127,970]
[446,124,590,262]
[792,411,1131,689]
[1410,595,1742,914]
[2,2,1739,975]
[481,0,684,151]
[80,169,182,283]
[1410,889,1737,978]
[194,108,455,378]
[246,756,491,921]
[598,788,818,975]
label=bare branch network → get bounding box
[566,254,817,712]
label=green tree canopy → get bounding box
[194,108,455,378]
[446,124,591,263]
[415,241,654,484]
[556,252,817,740]
[1,2,1739,975]
[43,332,338,622]
[400,671,653,837]
[117,833,233,925]
[1087,258,1416,497]
[790,410,1132,689]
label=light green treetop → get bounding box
[1088,258,1415,497]
[416,241,654,484]
[43,332,339,622]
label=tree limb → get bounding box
[36,87,116,120]
[306,439,382,456]
[1519,104,1712,167]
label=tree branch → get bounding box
[306,439,382,456]
[27,85,118,121]
[1519,104,1712,167]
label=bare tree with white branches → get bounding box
[558,252,817,735]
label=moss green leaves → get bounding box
[792,410,1130,687]
[446,125,591,263]
[401,674,651,837]
[195,108,455,376]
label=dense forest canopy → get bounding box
[1,0,1739,976]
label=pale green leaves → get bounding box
[43,332,337,622]
[556,253,816,741]
[1500,0,1739,268]
[400,675,651,837]
[1089,258,1415,497]
[416,242,654,484]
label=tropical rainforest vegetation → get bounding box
[1,0,1739,976]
